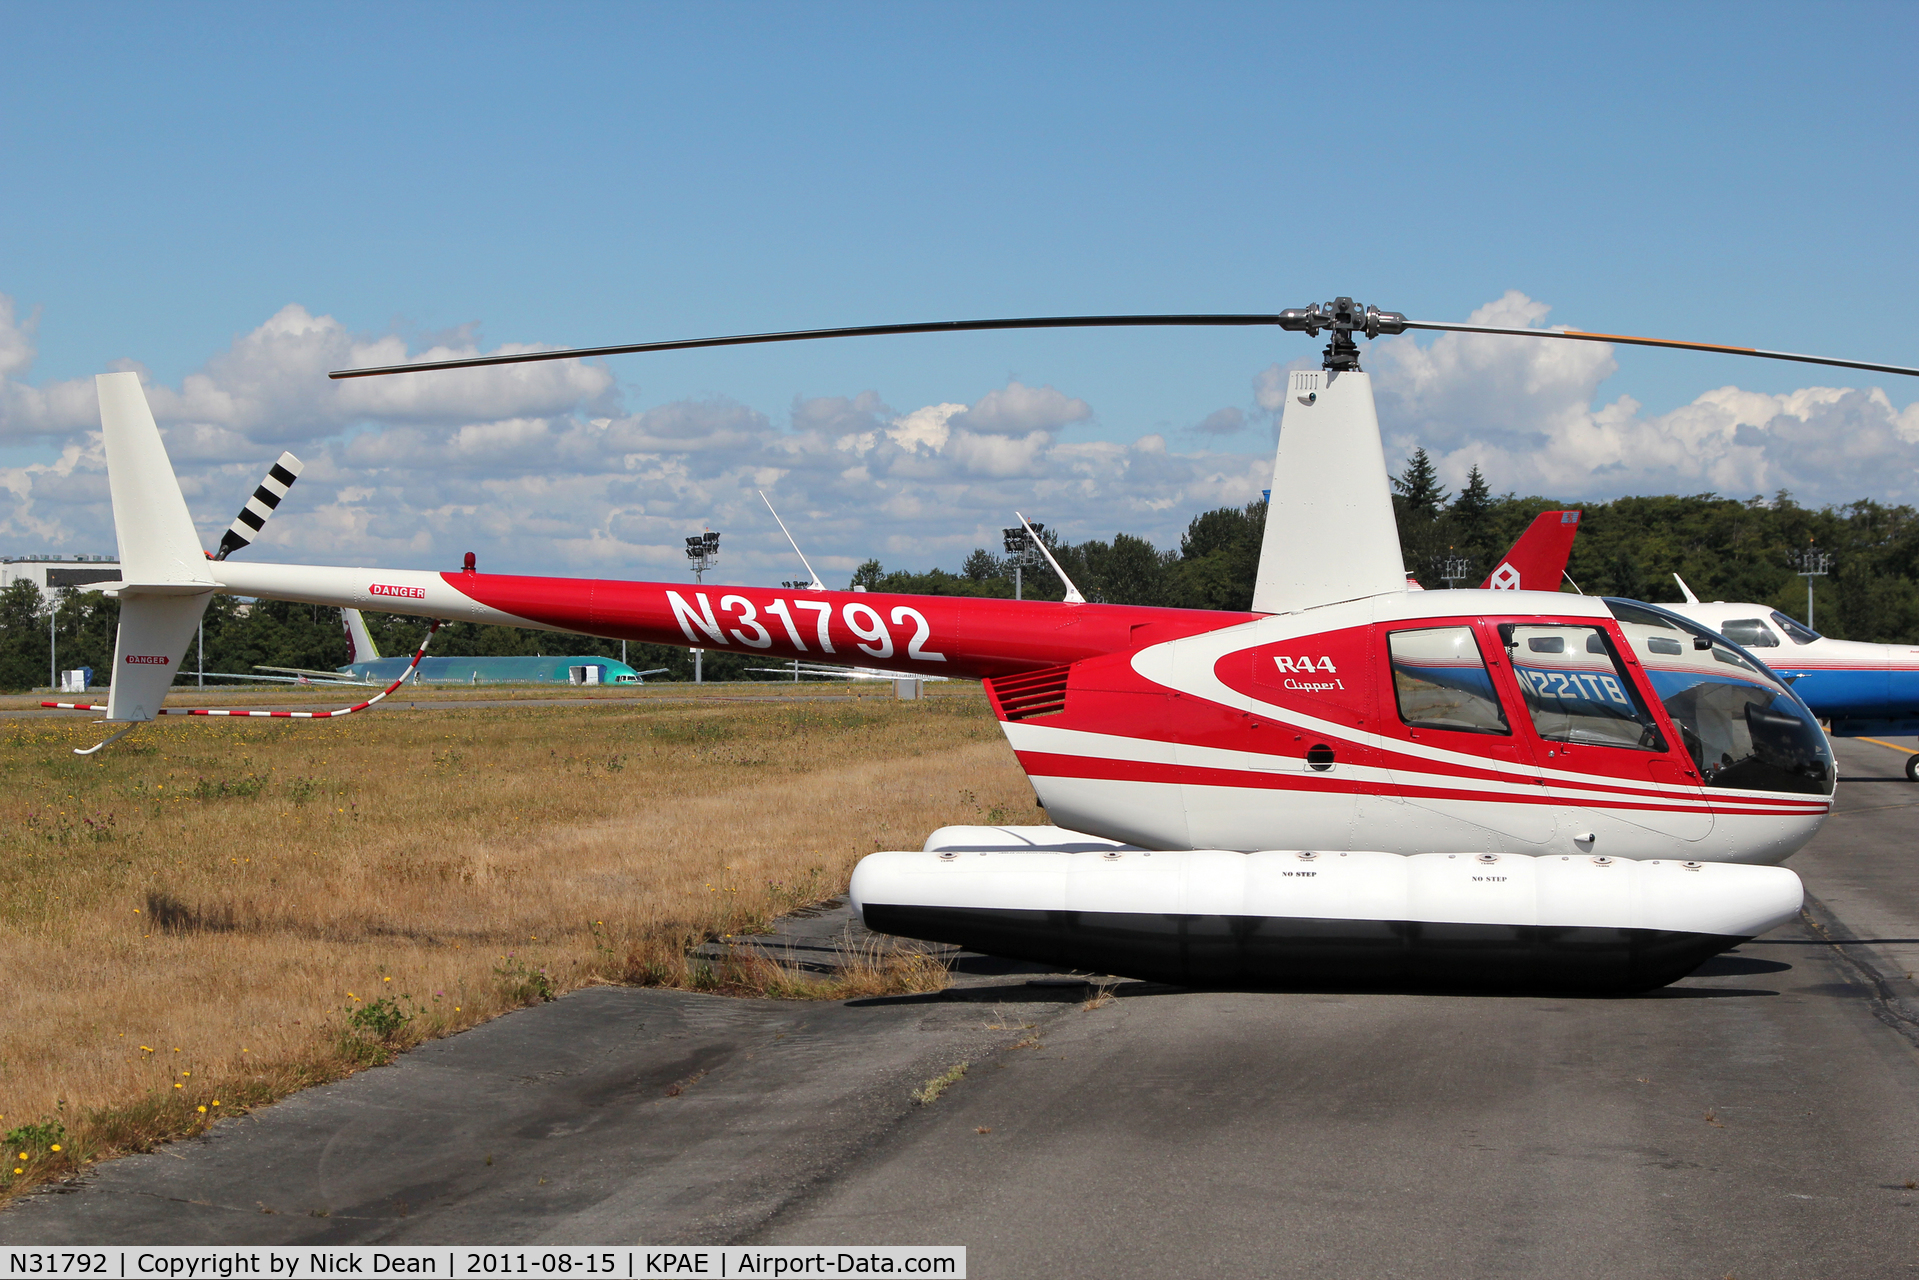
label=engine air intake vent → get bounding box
[987,665,1072,722]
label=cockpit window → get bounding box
[1604,598,1834,796]
[1388,627,1510,735]
[1720,618,1779,648]
[1499,624,1664,751]
[1770,611,1821,645]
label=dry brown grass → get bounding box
[0,685,1035,1198]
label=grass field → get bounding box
[0,684,1037,1198]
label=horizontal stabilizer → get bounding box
[257,665,369,681]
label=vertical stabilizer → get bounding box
[107,593,212,722]
[1481,510,1582,591]
[97,372,217,588]
[340,608,381,663]
[1251,370,1406,613]
[96,372,215,723]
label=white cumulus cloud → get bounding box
[1364,291,1919,504]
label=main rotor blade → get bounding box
[1402,320,1919,379]
[327,310,1919,381]
[326,314,1286,378]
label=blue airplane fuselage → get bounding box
[345,655,649,685]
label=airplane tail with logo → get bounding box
[1480,510,1581,592]
[339,608,381,663]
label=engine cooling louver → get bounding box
[987,665,1071,721]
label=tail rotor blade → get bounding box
[215,452,303,561]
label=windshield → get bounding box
[1721,618,1779,648]
[1604,599,1834,796]
[1769,611,1821,645]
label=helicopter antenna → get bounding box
[1015,512,1085,604]
[759,491,825,591]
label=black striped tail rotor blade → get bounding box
[215,452,303,561]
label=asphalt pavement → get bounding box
[5,739,1918,1277]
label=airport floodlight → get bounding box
[1005,521,1051,602]
[685,530,721,583]
[1003,521,1051,601]
[1002,523,1046,565]
[1436,554,1472,589]
[1796,546,1832,629]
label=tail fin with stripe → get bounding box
[339,608,381,663]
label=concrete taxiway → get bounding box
[5,740,1918,1275]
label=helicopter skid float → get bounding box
[852,828,1801,992]
[66,296,1894,992]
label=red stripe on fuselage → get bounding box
[1013,748,1828,817]
[440,572,1254,681]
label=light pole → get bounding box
[685,530,721,682]
[1003,522,1046,601]
[1436,554,1472,589]
[1796,547,1831,630]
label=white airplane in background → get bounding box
[1666,575,1919,777]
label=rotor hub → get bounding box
[1277,297,1409,371]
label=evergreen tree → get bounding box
[0,579,48,691]
[961,548,1002,581]
[1392,448,1450,581]
[1392,448,1449,516]
[849,558,884,590]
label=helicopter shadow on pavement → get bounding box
[846,972,1784,1007]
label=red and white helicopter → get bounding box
[58,299,1919,991]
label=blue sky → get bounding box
[3,2,1917,579]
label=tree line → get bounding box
[5,452,1918,691]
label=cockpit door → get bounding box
[1376,620,1558,848]
[1498,620,1713,844]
